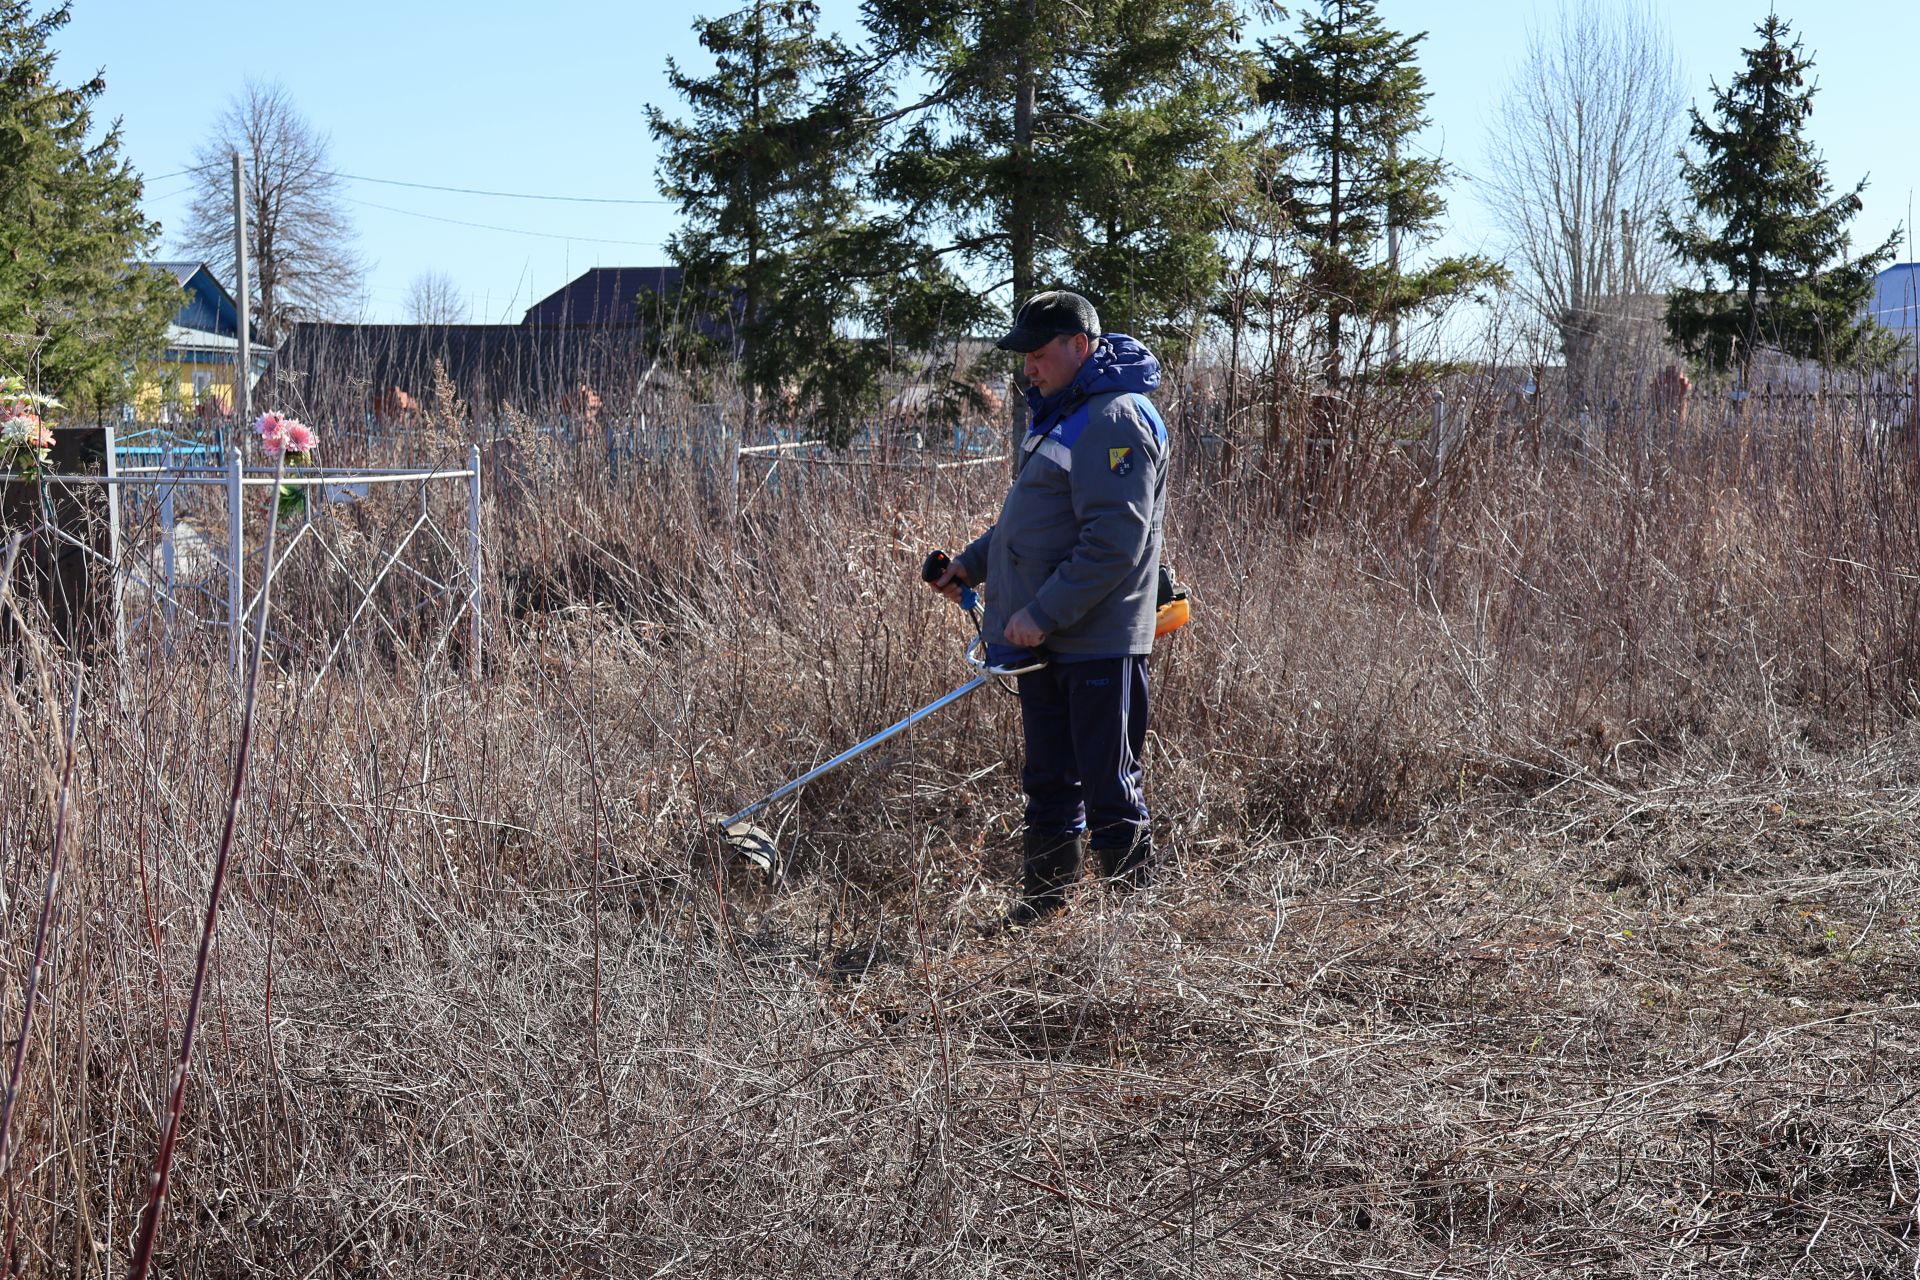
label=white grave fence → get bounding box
[2,424,484,685]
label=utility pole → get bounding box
[231,152,251,424]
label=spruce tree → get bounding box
[862,0,1254,385]
[0,1,177,410]
[648,0,880,439]
[1660,15,1899,381]
[1060,1,1258,360]
[1259,0,1501,386]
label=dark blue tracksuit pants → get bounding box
[1017,656,1150,856]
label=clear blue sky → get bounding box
[56,0,1920,325]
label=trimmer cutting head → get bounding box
[714,574,1053,878]
[721,820,780,873]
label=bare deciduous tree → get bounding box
[1484,4,1686,406]
[181,80,364,345]
[404,271,466,325]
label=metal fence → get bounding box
[4,423,485,684]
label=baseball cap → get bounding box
[995,290,1101,353]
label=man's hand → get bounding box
[930,562,970,605]
[1003,607,1048,648]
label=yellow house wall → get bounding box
[135,355,238,420]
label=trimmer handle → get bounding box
[921,549,979,613]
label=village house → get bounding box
[136,261,274,421]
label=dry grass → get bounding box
[1,384,1918,1276]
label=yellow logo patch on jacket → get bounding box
[1108,447,1133,475]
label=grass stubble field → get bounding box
[2,385,1918,1278]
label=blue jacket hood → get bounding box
[1026,333,1162,431]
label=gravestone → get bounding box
[1,426,115,649]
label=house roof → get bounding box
[1870,263,1920,332]
[165,323,242,352]
[152,260,208,287]
[521,266,685,328]
[146,260,242,337]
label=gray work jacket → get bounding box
[955,389,1169,657]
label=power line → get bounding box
[148,161,670,206]
[343,196,663,247]
[338,171,671,205]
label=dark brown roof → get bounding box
[521,267,685,328]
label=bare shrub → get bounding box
[3,375,1919,1275]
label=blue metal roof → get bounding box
[147,260,241,337]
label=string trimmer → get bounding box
[718,549,1190,872]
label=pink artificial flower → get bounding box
[255,411,288,455]
[282,420,316,455]
[29,424,53,450]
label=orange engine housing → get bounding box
[1153,596,1190,639]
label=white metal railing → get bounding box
[2,426,484,682]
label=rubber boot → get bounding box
[981,829,1083,933]
[1096,829,1151,894]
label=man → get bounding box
[928,290,1170,927]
